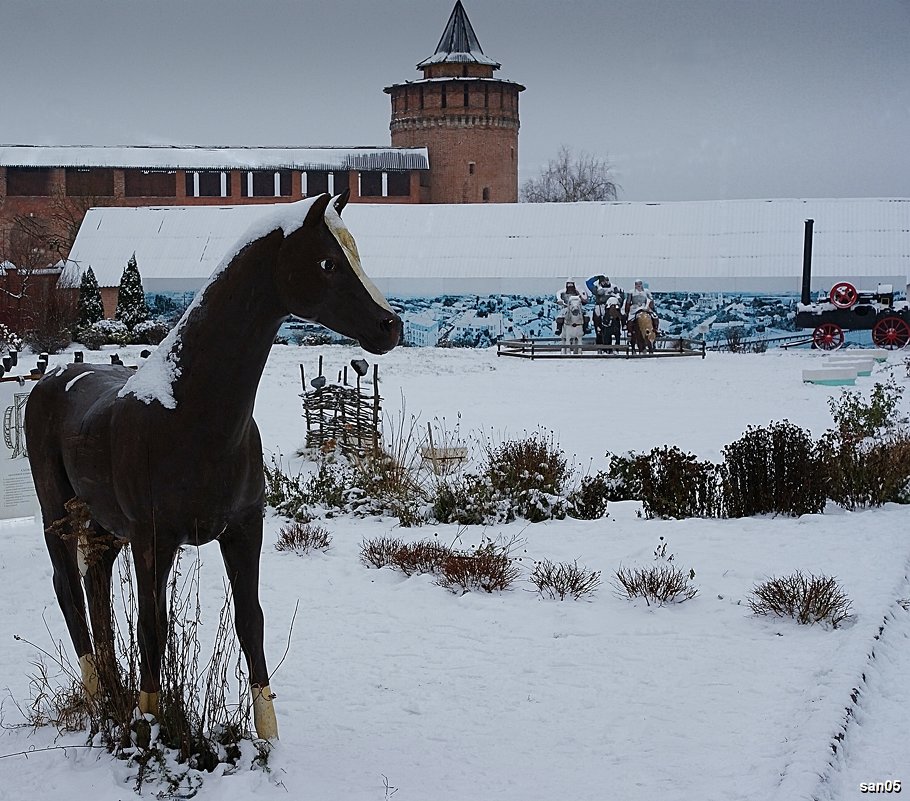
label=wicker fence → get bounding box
[300,356,382,455]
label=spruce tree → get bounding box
[77,266,104,328]
[115,253,150,329]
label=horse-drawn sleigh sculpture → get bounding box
[794,219,910,350]
[24,191,401,741]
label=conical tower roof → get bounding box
[416,0,500,69]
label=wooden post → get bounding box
[356,373,362,451]
[299,364,305,390]
[372,364,380,453]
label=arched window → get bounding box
[482,187,490,202]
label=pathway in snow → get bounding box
[814,559,910,801]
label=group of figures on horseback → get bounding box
[554,275,659,353]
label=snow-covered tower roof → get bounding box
[416,0,500,70]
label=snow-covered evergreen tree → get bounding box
[77,266,104,328]
[115,253,150,329]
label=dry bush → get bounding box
[12,547,268,794]
[437,537,521,594]
[748,571,852,627]
[392,539,454,576]
[360,535,406,569]
[275,521,332,553]
[362,534,521,594]
[530,559,601,600]
[349,411,432,526]
[612,564,698,606]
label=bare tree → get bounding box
[521,145,619,203]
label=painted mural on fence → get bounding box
[147,289,896,348]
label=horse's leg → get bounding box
[133,537,176,716]
[82,527,122,696]
[220,511,277,740]
[33,463,101,696]
[42,512,96,691]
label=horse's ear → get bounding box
[302,194,333,229]
[333,188,351,216]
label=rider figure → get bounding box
[586,275,624,346]
[624,279,655,321]
[555,279,590,335]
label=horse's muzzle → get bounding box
[363,314,402,354]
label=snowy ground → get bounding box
[1,344,908,801]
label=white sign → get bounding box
[0,377,39,520]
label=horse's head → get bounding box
[566,295,584,317]
[275,192,401,354]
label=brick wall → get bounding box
[389,81,521,203]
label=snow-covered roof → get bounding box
[417,1,500,69]
[63,198,910,296]
[0,145,429,172]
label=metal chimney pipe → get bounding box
[801,219,814,305]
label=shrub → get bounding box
[636,445,721,519]
[602,451,643,501]
[431,432,573,525]
[437,537,521,594]
[14,547,266,794]
[23,326,71,355]
[360,535,406,569]
[358,535,454,575]
[748,571,852,627]
[133,318,171,346]
[431,472,506,525]
[531,559,601,600]
[0,323,24,353]
[722,421,826,517]
[828,380,906,441]
[566,472,610,519]
[349,443,429,527]
[612,564,698,606]
[819,430,910,509]
[264,455,351,521]
[393,539,453,576]
[275,521,331,553]
[481,431,571,522]
[77,319,133,348]
[362,534,520,594]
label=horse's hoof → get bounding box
[252,684,279,740]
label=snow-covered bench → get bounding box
[824,357,875,376]
[802,368,858,386]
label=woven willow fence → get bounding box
[300,357,382,455]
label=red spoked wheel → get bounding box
[812,323,844,350]
[872,316,910,349]
[829,282,859,309]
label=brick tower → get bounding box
[384,0,524,203]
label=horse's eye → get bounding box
[319,259,336,273]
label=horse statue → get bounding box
[593,296,622,347]
[628,310,659,354]
[24,191,401,741]
[560,294,587,354]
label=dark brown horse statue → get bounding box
[24,191,400,740]
[628,310,659,354]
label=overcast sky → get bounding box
[2,0,908,202]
